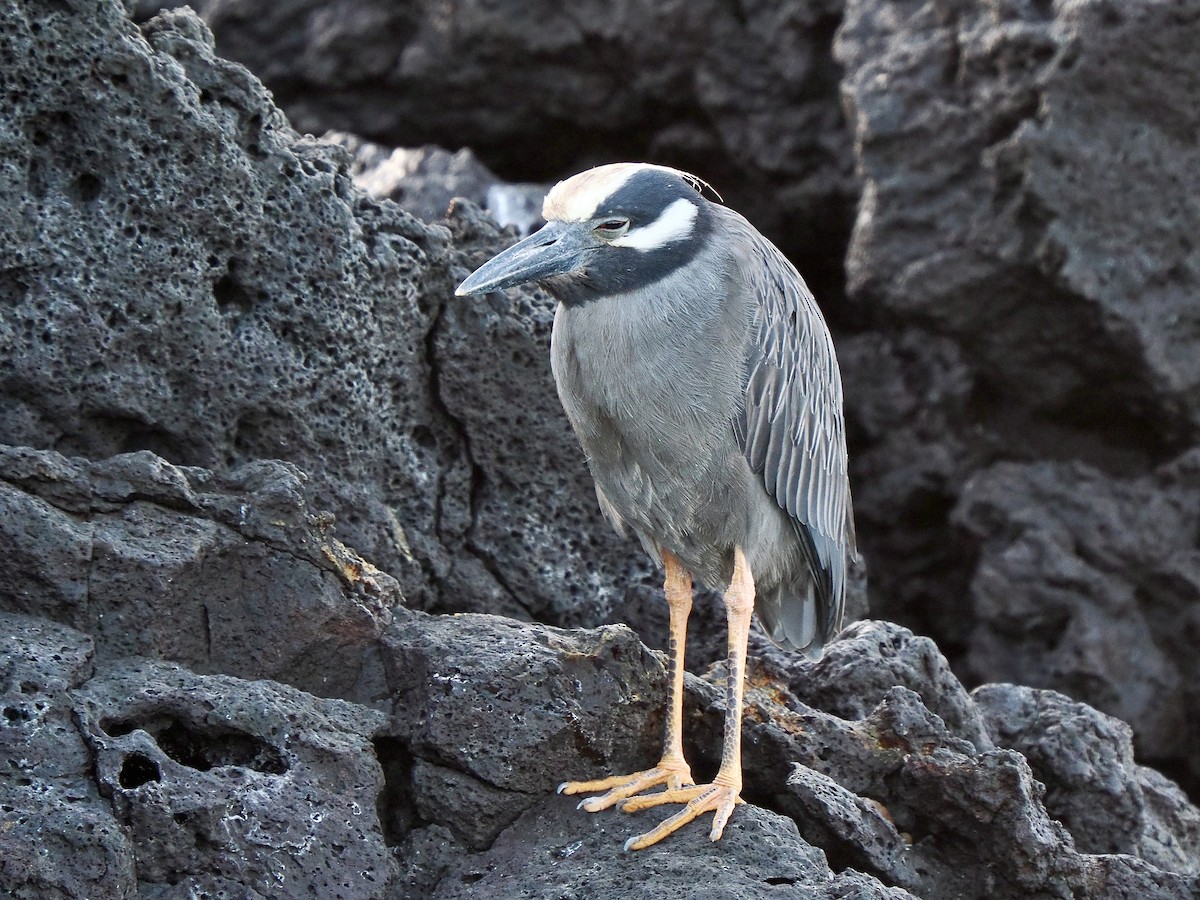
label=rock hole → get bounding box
[27,156,48,198]
[214,262,254,316]
[119,753,161,789]
[410,425,436,450]
[68,172,102,203]
[100,717,136,737]
[157,718,287,774]
[101,713,288,775]
[371,737,419,847]
[0,268,31,305]
[117,422,186,462]
[3,706,31,723]
[62,412,191,465]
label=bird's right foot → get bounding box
[557,756,695,812]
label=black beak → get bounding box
[455,221,594,296]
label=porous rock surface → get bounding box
[142,0,858,304]
[833,0,1200,791]
[0,610,393,899]
[0,0,642,631]
[8,536,1200,898]
[5,0,1200,897]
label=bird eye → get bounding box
[595,218,630,238]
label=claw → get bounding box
[557,758,695,813]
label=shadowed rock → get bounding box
[5,0,1200,896]
[139,0,858,303]
[833,0,1200,796]
[954,453,1200,799]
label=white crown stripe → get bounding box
[611,198,698,251]
[543,164,642,222]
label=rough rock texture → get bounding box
[324,135,546,235]
[376,611,667,852]
[836,0,1200,609]
[79,657,394,898]
[0,612,395,899]
[433,800,916,900]
[839,0,1200,436]
[712,638,1200,899]
[0,0,646,632]
[143,0,858,305]
[954,453,1200,787]
[0,445,394,697]
[234,0,1200,809]
[832,0,1200,794]
[361,612,1200,897]
[0,615,136,899]
[759,619,993,750]
[9,589,1198,897]
[117,0,1200,805]
[4,446,1196,896]
[974,683,1200,872]
[7,0,1200,897]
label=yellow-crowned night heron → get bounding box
[456,163,855,850]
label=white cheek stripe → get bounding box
[611,198,698,251]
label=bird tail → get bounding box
[755,580,827,661]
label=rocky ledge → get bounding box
[5,446,1198,897]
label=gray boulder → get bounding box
[0,612,395,899]
[833,0,1200,794]
[0,0,645,632]
[954,453,1200,793]
[0,445,395,697]
[838,0,1200,435]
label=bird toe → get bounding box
[622,782,743,850]
[557,758,694,814]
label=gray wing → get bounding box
[731,223,854,649]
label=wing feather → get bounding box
[731,219,855,645]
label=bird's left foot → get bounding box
[619,780,744,850]
[557,756,694,813]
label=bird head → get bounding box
[455,163,714,306]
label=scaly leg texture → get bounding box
[619,546,754,850]
[558,550,696,809]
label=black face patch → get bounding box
[544,169,713,308]
[592,169,699,226]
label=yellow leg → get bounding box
[558,550,696,808]
[620,546,754,850]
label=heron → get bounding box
[456,163,855,850]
